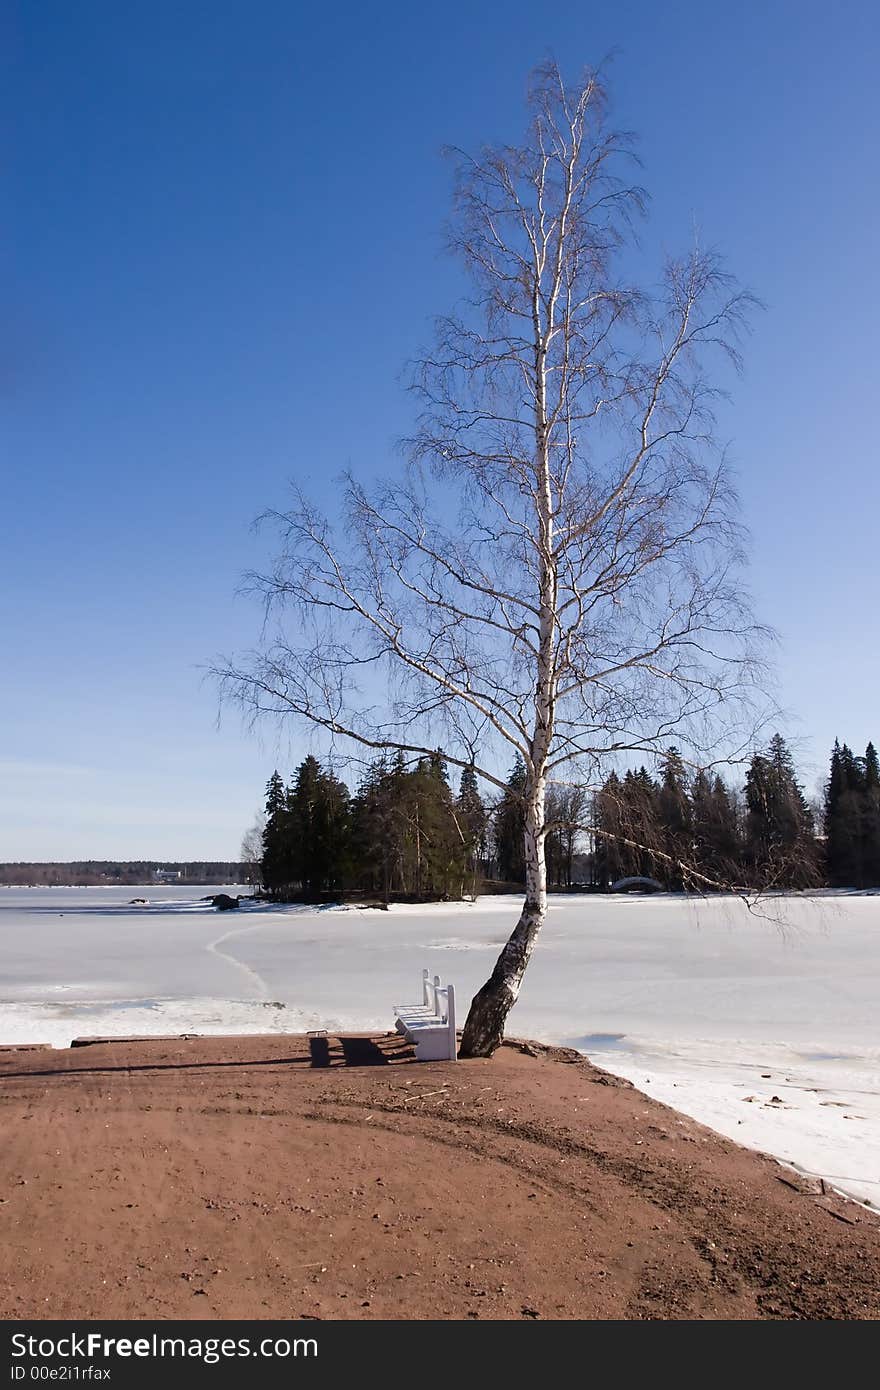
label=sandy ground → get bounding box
[1,1032,878,1321]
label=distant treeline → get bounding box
[0,862,246,887]
[252,734,880,900]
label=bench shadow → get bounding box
[310,1035,395,1067]
[0,1054,318,1082]
[339,1036,390,1066]
[0,1034,411,1082]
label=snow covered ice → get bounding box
[1,886,878,1207]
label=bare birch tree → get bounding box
[240,811,266,886]
[216,62,766,1056]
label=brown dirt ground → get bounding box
[1,1032,878,1321]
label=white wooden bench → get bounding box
[393,969,438,1028]
[394,969,457,1062]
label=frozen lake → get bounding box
[1,885,878,1207]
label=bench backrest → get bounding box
[422,970,443,1015]
[433,983,455,1026]
[439,984,455,1040]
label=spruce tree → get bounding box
[409,753,463,898]
[286,756,351,898]
[544,787,565,888]
[456,765,487,896]
[261,770,292,893]
[746,734,818,888]
[348,757,393,898]
[863,742,880,887]
[288,756,320,895]
[692,771,742,884]
[592,769,661,885]
[313,765,350,893]
[592,772,626,887]
[624,768,663,880]
[658,748,691,888]
[494,754,527,884]
[824,741,865,887]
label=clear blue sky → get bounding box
[2,1,878,859]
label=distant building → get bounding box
[154,867,182,883]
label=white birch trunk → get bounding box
[459,778,547,1055]
[459,277,556,1057]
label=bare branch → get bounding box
[216,60,768,1057]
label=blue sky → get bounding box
[3,1,878,859]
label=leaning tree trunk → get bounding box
[459,786,547,1057]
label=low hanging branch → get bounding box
[216,60,769,1056]
[577,820,753,898]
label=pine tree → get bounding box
[494,754,527,884]
[544,788,565,888]
[313,764,350,893]
[348,757,393,898]
[624,768,663,880]
[691,770,742,884]
[261,770,292,893]
[657,748,692,888]
[863,742,880,887]
[284,756,351,898]
[409,753,464,898]
[374,753,413,897]
[746,734,818,888]
[592,768,661,885]
[592,772,626,886]
[825,739,880,888]
[824,741,866,887]
[456,765,487,896]
[288,756,319,895]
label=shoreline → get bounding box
[2,996,877,1211]
[2,1030,879,1320]
[3,888,877,1219]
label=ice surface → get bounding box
[1,886,878,1206]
